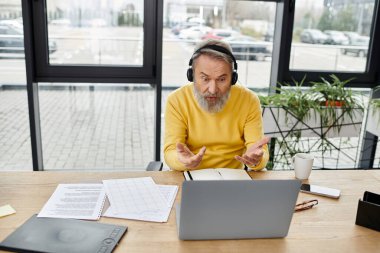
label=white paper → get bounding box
[38,184,106,220]
[158,185,178,208]
[102,178,178,222]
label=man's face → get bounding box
[193,54,232,113]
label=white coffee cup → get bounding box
[292,153,314,180]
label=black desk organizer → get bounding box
[355,191,380,232]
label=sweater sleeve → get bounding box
[163,93,188,171]
[243,91,269,171]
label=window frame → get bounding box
[277,0,380,88]
[22,0,163,170]
[20,0,380,170]
[31,0,158,84]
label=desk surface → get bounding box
[1,170,380,253]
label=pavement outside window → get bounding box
[0,84,379,171]
[0,84,155,171]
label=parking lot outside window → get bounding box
[290,0,375,73]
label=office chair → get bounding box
[146,161,163,171]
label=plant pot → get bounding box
[323,100,345,107]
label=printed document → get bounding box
[184,168,252,180]
[38,184,106,220]
[102,177,178,222]
[103,184,178,222]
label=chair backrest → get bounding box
[146,161,163,171]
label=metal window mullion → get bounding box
[22,0,44,171]
[27,83,44,171]
[154,0,163,162]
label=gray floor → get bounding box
[0,85,379,171]
[0,85,159,171]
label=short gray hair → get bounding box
[191,39,234,70]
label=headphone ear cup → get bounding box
[231,72,238,85]
[187,68,193,82]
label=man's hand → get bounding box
[235,136,271,167]
[176,143,206,169]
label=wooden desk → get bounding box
[1,170,380,253]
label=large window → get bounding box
[162,0,276,89]
[161,0,276,169]
[290,0,375,72]
[0,5,25,84]
[1,0,379,171]
[30,0,157,82]
[11,0,161,171]
[46,1,144,66]
[0,0,32,170]
[39,84,154,170]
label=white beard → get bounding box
[193,86,230,113]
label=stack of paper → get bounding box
[37,177,178,223]
[38,184,106,220]
[102,177,178,222]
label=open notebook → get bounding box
[184,168,252,180]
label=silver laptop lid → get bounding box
[177,180,301,240]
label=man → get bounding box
[164,39,269,171]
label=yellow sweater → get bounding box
[164,83,269,171]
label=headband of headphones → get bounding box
[188,44,238,71]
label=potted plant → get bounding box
[258,75,364,170]
[260,76,319,123]
[310,74,364,135]
[259,77,324,169]
[310,74,356,107]
[259,75,363,138]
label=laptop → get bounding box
[176,179,301,240]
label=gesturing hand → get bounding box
[235,136,271,167]
[176,143,206,169]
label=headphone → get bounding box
[186,44,238,85]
